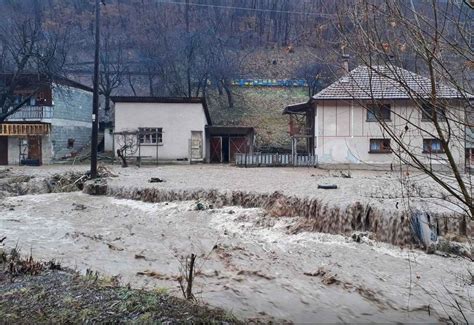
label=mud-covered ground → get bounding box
[1,192,472,323]
[0,164,466,214]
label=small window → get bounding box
[139,128,163,144]
[67,138,75,149]
[369,139,391,153]
[367,104,391,122]
[421,103,446,122]
[423,139,444,154]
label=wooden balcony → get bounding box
[5,106,54,121]
[0,123,51,136]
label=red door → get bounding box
[0,136,8,165]
[229,137,249,162]
[210,137,222,163]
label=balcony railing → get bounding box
[6,106,54,121]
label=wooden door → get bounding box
[0,136,8,165]
[210,137,222,163]
[229,137,249,162]
[190,131,203,160]
[27,136,42,165]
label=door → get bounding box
[27,136,42,165]
[229,137,249,162]
[210,137,222,163]
[0,136,8,165]
[190,131,203,160]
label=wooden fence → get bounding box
[235,153,318,167]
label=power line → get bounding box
[152,0,338,17]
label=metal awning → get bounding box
[0,123,51,136]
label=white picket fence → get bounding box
[235,153,318,167]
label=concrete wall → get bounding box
[7,135,53,165]
[114,102,208,161]
[315,99,465,168]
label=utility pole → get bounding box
[90,0,101,179]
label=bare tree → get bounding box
[296,62,328,98]
[99,33,125,112]
[0,16,68,122]
[115,131,138,168]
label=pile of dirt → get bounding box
[0,253,241,324]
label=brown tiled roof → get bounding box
[313,65,472,100]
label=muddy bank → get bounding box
[0,265,240,323]
[107,185,470,248]
[0,166,115,197]
[0,169,85,197]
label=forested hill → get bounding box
[0,0,471,100]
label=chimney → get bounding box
[342,54,350,75]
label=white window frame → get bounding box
[139,127,163,145]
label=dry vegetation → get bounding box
[0,249,241,324]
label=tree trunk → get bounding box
[223,82,233,109]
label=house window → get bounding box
[423,139,444,154]
[369,139,391,153]
[139,128,163,144]
[421,103,447,122]
[67,138,75,148]
[367,104,391,122]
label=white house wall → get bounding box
[316,100,464,167]
[114,102,208,161]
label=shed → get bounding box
[206,126,255,163]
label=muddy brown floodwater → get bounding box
[1,192,472,323]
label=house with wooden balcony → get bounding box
[284,64,472,169]
[0,75,93,165]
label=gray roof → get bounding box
[313,65,472,100]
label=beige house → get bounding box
[285,65,470,169]
[112,97,211,163]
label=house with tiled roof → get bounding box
[284,64,472,169]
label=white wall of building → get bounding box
[114,102,208,161]
[315,99,465,167]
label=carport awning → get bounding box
[206,126,254,136]
[0,123,51,136]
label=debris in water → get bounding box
[149,177,165,183]
[72,203,87,211]
[137,270,174,280]
[106,243,124,251]
[317,184,338,190]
